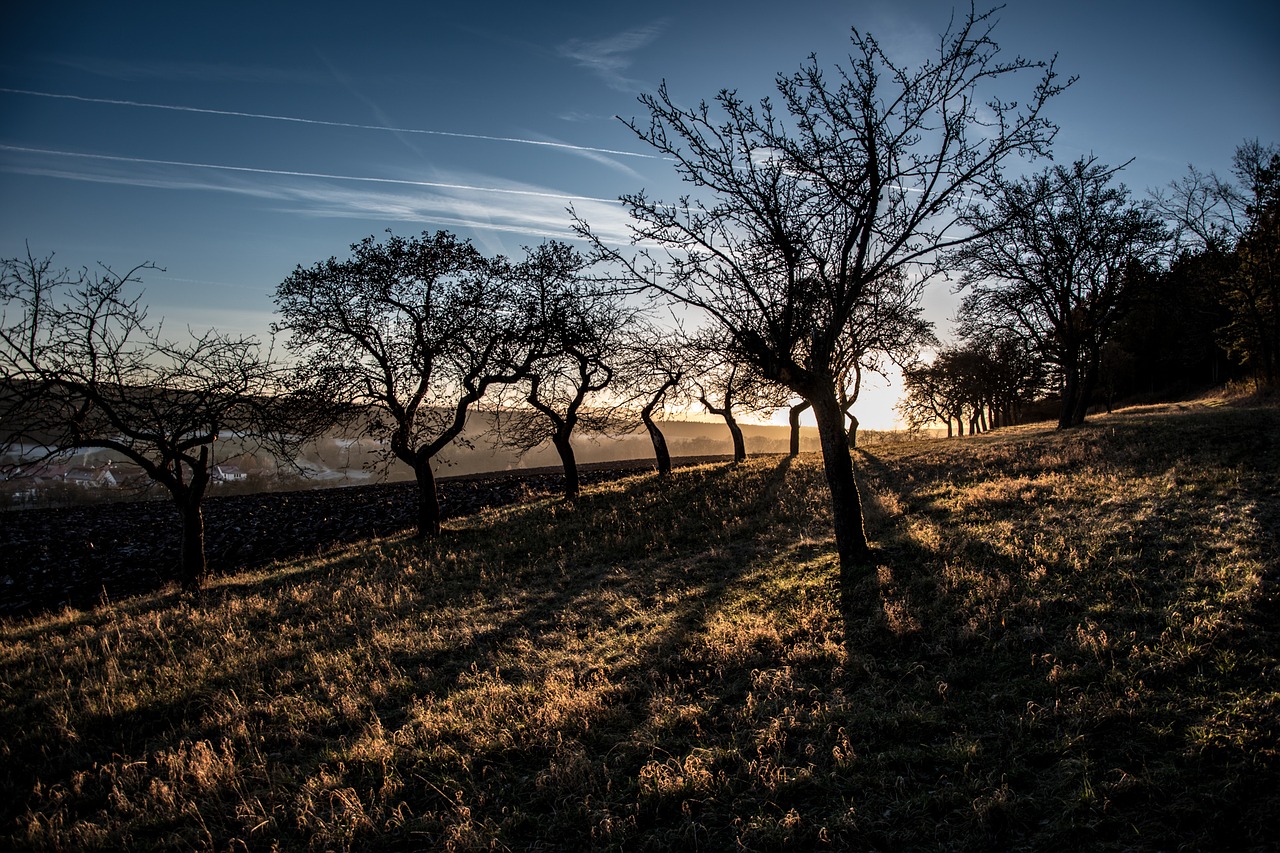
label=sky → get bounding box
[2,0,1277,430]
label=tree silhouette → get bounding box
[492,243,629,499]
[954,157,1167,427]
[615,319,695,477]
[1,249,304,590]
[1154,141,1280,386]
[579,4,1068,592]
[688,336,785,464]
[274,231,532,537]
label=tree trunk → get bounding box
[811,392,871,608]
[641,405,672,477]
[176,492,207,591]
[414,462,441,537]
[723,412,746,463]
[1073,380,1094,425]
[1071,358,1099,426]
[553,433,580,499]
[1059,366,1081,429]
[701,394,746,463]
[846,413,859,450]
[788,400,811,457]
[946,418,953,438]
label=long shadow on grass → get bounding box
[855,446,1169,844]
[845,423,1280,849]
[5,461,796,824]
[381,458,798,701]
[374,457,808,846]
[11,411,1277,849]
[3,464,780,848]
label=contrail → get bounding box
[0,87,666,161]
[0,144,625,204]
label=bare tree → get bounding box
[0,249,305,590]
[274,231,532,537]
[689,337,786,464]
[954,157,1168,427]
[1152,139,1279,252]
[578,4,1067,587]
[493,243,630,499]
[899,357,962,437]
[615,318,695,477]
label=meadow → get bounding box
[1,400,1276,850]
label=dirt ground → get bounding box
[0,457,731,619]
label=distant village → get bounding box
[1,449,254,508]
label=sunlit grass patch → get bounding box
[2,401,1278,850]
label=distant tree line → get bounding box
[899,140,1278,435]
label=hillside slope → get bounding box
[1,401,1276,850]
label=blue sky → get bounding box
[2,0,1277,428]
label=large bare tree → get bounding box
[0,249,304,590]
[578,4,1068,594]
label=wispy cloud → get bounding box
[0,145,637,247]
[525,132,648,181]
[557,21,667,92]
[0,88,666,161]
[0,145,623,204]
[284,183,631,245]
[558,110,612,123]
[315,54,425,159]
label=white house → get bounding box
[211,465,248,482]
[63,465,119,489]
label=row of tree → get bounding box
[0,234,829,589]
[900,335,1043,437]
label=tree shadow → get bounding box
[844,416,1280,846]
[5,459,803,845]
[380,458,797,707]
[11,412,1278,850]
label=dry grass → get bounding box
[1,400,1277,850]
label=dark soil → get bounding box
[0,457,732,620]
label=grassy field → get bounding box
[1,400,1276,851]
